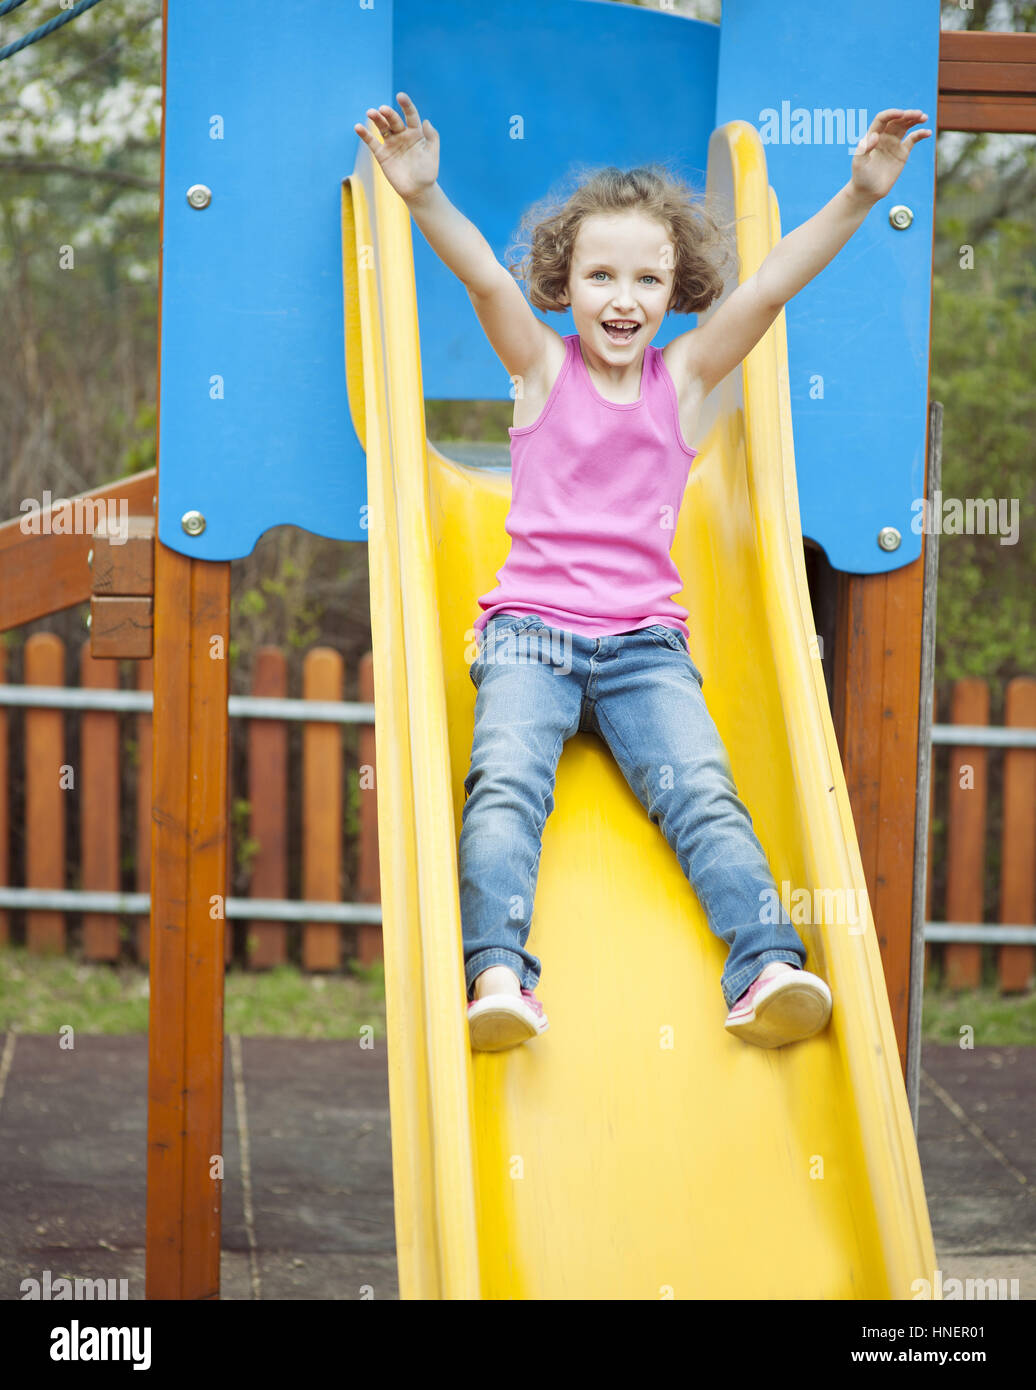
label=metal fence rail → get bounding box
[0,885,381,923]
[2,892,1030,944]
[930,723,1036,749]
[1,685,1033,742]
[924,922,1036,945]
[0,684,374,723]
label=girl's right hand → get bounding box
[353,92,439,203]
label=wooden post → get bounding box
[831,558,926,1073]
[135,657,154,964]
[146,540,230,1300]
[906,399,941,1125]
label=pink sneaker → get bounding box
[724,963,832,1049]
[467,987,549,1052]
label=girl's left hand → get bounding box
[850,109,931,202]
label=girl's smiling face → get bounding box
[557,212,674,362]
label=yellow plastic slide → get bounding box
[341,119,937,1300]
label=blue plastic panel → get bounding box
[158,0,938,574]
[158,0,389,559]
[716,0,940,572]
[397,0,719,400]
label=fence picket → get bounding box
[356,651,381,965]
[0,642,7,946]
[80,641,120,960]
[248,647,289,967]
[302,648,343,971]
[944,679,989,989]
[25,634,66,953]
[999,676,1036,992]
[925,688,936,982]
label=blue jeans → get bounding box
[459,612,807,1008]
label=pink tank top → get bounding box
[473,333,699,640]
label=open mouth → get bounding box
[602,320,641,344]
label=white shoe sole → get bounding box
[468,994,549,1052]
[724,973,832,1049]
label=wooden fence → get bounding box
[926,675,1036,993]
[0,634,1033,991]
[0,633,380,970]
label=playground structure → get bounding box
[8,0,1032,1298]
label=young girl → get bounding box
[355,95,930,1054]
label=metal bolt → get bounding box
[181,509,206,536]
[888,204,913,231]
[878,526,902,552]
[186,184,212,210]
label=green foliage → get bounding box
[345,767,361,840]
[0,1,163,524]
[930,177,1036,688]
[117,400,157,476]
[232,796,260,880]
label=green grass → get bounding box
[921,985,1036,1046]
[0,947,387,1039]
[1,946,1033,1044]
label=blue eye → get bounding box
[590,271,660,283]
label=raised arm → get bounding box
[672,109,931,398]
[355,94,556,382]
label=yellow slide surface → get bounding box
[342,120,937,1300]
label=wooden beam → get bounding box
[90,515,154,596]
[88,597,154,659]
[939,31,1036,134]
[0,470,156,631]
[145,542,230,1300]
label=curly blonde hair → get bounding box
[505,162,740,316]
